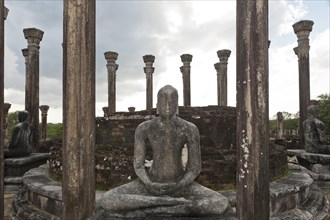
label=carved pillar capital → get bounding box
[143,54,155,64]
[293,20,313,58]
[39,105,49,116]
[104,51,118,63]
[143,55,155,78]
[104,51,119,75]
[180,54,192,66]
[23,28,44,49]
[180,54,192,76]
[217,49,231,63]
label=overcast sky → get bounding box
[3,0,330,123]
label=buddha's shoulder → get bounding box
[136,118,158,130]
[176,117,198,131]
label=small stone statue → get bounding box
[4,110,32,158]
[95,85,231,218]
[303,105,330,154]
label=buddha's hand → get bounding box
[145,182,177,196]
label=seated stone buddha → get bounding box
[94,85,232,219]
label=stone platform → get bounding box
[10,164,329,219]
[5,153,50,177]
[288,149,330,191]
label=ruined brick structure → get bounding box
[50,105,287,191]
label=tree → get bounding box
[6,111,19,139]
[317,93,330,134]
[47,123,63,140]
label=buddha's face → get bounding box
[157,86,178,117]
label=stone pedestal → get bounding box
[215,49,231,106]
[39,105,49,140]
[293,20,314,148]
[63,0,96,219]
[104,51,118,114]
[236,0,269,219]
[143,55,155,110]
[4,153,49,177]
[287,149,330,188]
[180,54,192,107]
[23,27,44,151]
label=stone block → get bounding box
[287,149,330,175]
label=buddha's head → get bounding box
[157,85,179,117]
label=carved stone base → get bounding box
[5,153,49,176]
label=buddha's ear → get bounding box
[176,106,179,115]
[156,103,159,114]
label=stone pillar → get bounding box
[0,5,8,219]
[23,27,43,151]
[236,0,269,219]
[102,107,109,118]
[180,54,192,107]
[63,0,95,219]
[143,55,155,110]
[39,105,49,140]
[277,112,284,139]
[293,20,313,148]
[104,51,118,114]
[215,50,231,106]
[3,102,10,137]
[22,48,30,108]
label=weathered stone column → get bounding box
[180,54,192,107]
[214,50,231,106]
[39,105,49,140]
[104,51,118,114]
[63,0,95,219]
[143,55,155,110]
[23,27,43,150]
[277,112,284,139]
[22,48,30,108]
[293,20,313,147]
[0,5,8,219]
[236,0,269,219]
[3,102,10,136]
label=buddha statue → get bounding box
[303,104,330,154]
[4,110,32,158]
[95,85,232,218]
